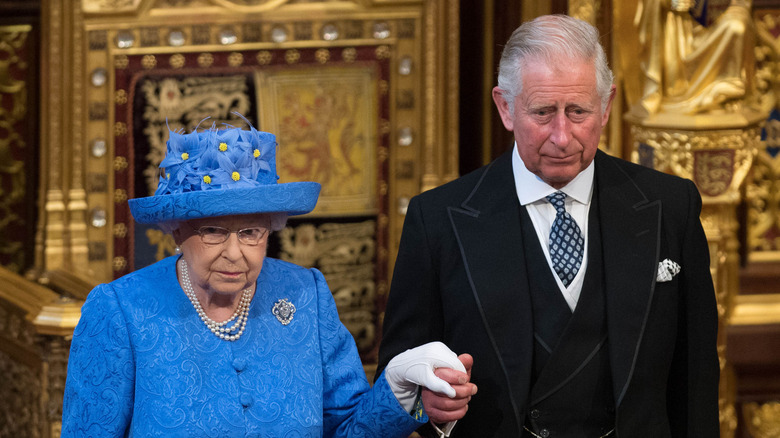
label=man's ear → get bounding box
[601,84,617,127]
[492,87,515,131]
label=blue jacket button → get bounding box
[232,358,246,372]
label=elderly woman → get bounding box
[61,121,475,437]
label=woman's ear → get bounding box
[172,227,184,246]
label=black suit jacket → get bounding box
[376,150,719,437]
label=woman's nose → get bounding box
[221,233,243,258]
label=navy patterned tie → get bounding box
[546,191,584,287]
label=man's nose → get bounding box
[549,113,572,146]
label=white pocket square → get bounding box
[657,259,681,282]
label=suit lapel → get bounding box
[594,151,662,407]
[447,151,534,424]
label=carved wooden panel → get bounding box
[0,300,43,438]
[0,24,39,274]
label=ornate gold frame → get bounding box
[255,65,380,217]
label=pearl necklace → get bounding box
[179,259,252,341]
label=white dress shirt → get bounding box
[511,143,594,311]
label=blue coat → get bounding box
[62,255,424,437]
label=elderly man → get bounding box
[376,14,719,438]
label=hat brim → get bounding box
[128,182,321,224]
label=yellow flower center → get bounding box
[219,142,228,152]
[203,175,212,184]
[231,171,240,181]
[253,149,260,158]
[181,152,189,160]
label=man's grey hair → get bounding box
[496,14,614,115]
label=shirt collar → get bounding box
[511,142,594,206]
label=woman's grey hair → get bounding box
[496,14,614,115]
[268,212,289,232]
[160,212,289,235]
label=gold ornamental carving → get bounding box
[747,145,780,258]
[627,0,758,119]
[278,221,378,355]
[747,11,780,262]
[0,348,42,437]
[622,3,765,437]
[43,337,72,437]
[629,114,762,438]
[143,229,177,263]
[83,0,140,13]
[342,48,356,63]
[630,125,759,201]
[0,25,31,273]
[112,256,127,272]
[0,265,80,437]
[744,402,780,438]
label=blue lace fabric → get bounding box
[62,256,425,437]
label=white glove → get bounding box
[385,341,466,412]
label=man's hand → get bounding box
[422,354,477,423]
[385,342,469,412]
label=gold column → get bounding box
[420,0,460,191]
[627,110,763,438]
[39,0,90,275]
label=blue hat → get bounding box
[129,123,320,225]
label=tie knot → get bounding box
[546,191,567,212]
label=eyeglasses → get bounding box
[188,224,269,245]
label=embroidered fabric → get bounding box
[61,256,424,437]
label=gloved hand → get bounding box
[384,341,467,412]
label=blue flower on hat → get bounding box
[247,129,275,175]
[212,128,243,169]
[129,116,321,224]
[157,128,207,195]
[189,126,275,191]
